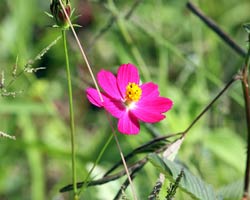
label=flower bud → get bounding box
[50,0,71,28]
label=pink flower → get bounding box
[86,63,173,135]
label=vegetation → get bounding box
[0,0,250,199]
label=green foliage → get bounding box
[243,23,250,34]
[148,153,218,200]
[217,180,243,200]
[0,0,249,199]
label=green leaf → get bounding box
[217,180,243,200]
[148,154,218,200]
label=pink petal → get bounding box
[140,82,160,100]
[131,108,166,123]
[86,88,104,107]
[118,111,140,134]
[131,97,173,123]
[97,69,121,99]
[117,63,140,97]
[103,98,125,118]
[137,97,173,113]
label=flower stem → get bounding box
[62,30,78,200]
[112,131,138,200]
[58,0,103,102]
[58,1,137,198]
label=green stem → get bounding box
[78,133,114,196]
[62,30,78,200]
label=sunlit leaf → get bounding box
[148,153,218,200]
[217,180,243,200]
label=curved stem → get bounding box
[183,76,239,136]
[62,30,78,199]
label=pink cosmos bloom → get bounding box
[86,63,173,135]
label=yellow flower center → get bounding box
[125,82,142,104]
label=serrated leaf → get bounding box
[148,153,218,200]
[217,180,243,200]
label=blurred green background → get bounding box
[0,0,249,199]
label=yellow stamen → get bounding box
[125,82,142,103]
